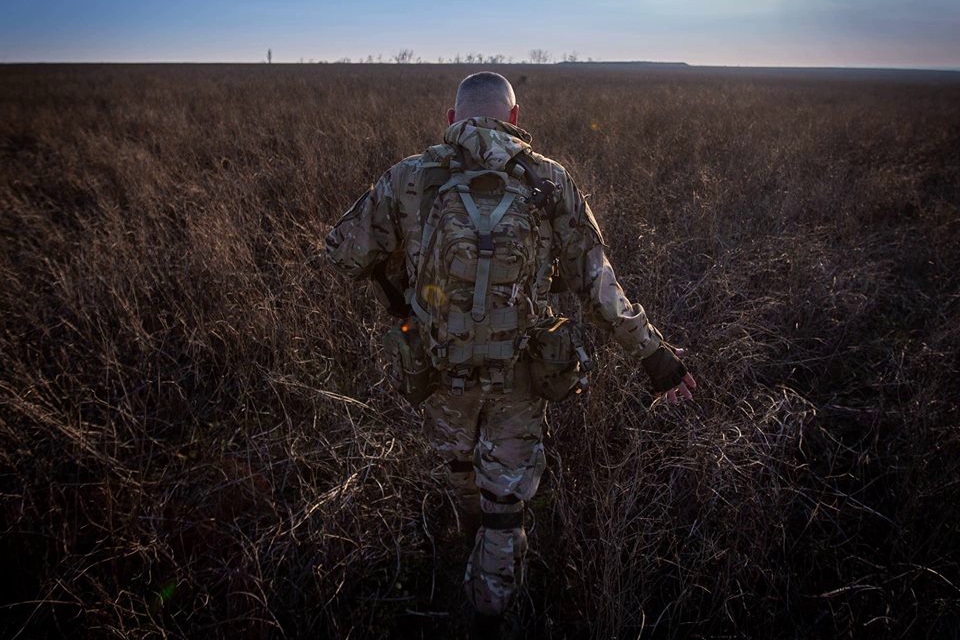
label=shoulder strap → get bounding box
[456,183,517,322]
[411,146,463,322]
[414,146,460,259]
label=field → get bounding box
[1,63,959,639]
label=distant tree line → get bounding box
[267,48,592,64]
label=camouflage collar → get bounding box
[443,117,533,171]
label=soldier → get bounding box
[326,72,695,638]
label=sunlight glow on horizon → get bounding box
[1,0,958,69]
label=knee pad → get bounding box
[481,510,524,530]
[479,489,524,529]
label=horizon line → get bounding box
[1,60,959,72]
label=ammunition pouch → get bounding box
[383,320,438,405]
[524,317,592,401]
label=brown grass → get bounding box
[1,63,959,639]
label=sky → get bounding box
[2,0,959,68]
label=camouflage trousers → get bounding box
[423,365,547,616]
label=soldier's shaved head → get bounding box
[448,72,520,126]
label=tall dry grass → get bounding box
[1,63,959,639]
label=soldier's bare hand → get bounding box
[664,348,696,404]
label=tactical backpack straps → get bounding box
[410,147,461,323]
[416,166,448,256]
[410,144,556,384]
[456,184,517,323]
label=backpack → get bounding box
[409,146,556,392]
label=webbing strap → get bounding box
[415,163,450,260]
[410,286,431,324]
[448,307,519,334]
[482,511,524,530]
[417,218,436,269]
[459,190,516,322]
[448,340,515,366]
[449,256,523,284]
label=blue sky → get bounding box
[2,0,959,67]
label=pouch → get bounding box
[383,318,438,405]
[525,317,592,401]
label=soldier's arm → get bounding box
[325,167,401,279]
[550,165,696,401]
[550,168,663,359]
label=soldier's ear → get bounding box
[447,108,456,125]
[508,104,520,125]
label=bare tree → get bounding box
[529,49,550,64]
[393,49,414,64]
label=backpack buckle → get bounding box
[480,367,511,394]
[477,234,494,256]
[575,345,592,371]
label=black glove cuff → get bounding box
[642,346,688,393]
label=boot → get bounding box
[460,508,481,539]
[500,610,522,640]
[469,612,502,640]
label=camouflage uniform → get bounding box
[326,117,663,615]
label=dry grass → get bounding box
[1,63,959,639]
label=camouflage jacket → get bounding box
[325,117,662,358]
